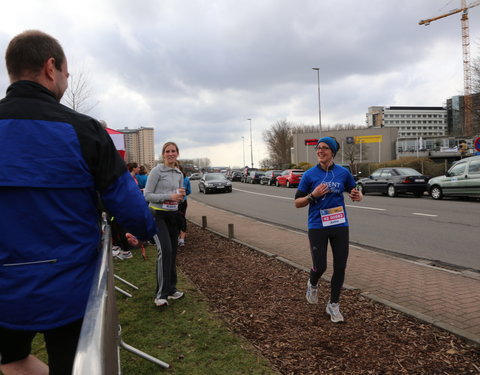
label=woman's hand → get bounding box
[312,183,329,198]
[349,188,363,202]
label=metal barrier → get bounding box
[72,223,168,374]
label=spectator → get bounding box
[127,162,140,187]
[144,142,185,307]
[136,165,149,190]
[0,30,156,375]
[294,136,362,323]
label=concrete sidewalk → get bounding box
[186,199,480,345]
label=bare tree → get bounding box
[263,120,294,168]
[62,68,98,114]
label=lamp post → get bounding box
[312,68,322,137]
[241,136,245,166]
[247,118,253,168]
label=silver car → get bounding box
[428,155,480,200]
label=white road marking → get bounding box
[345,204,386,211]
[232,188,293,200]
[412,212,438,217]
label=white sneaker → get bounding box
[167,291,184,300]
[306,280,318,304]
[154,298,168,307]
[178,239,185,247]
[326,302,344,323]
[117,250,133,260]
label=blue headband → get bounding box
[316,136,338,155]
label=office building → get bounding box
[118,127,155,169]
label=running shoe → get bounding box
[306,280,318,304]
[326,302,344,323]
[167,291,184,300]
[154,298,169,307]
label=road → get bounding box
[189,180,480,271]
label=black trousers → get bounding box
[308,226,349,303]
[153,210,182,299]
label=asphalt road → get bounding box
[189,180,480,271]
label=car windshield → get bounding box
[205,173,227,181]
[292,170,304,175]
[395,168,422,176]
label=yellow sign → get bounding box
[355,135,383,144]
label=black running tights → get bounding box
[308,226,349,303]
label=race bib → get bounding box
[320,206,346,227]
[162,200,178,210]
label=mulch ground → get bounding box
[177,224,480,375]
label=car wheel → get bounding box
[286,180,290,188]
[199,185,202,193]
[430,185,443,200]
[387,184,397,197]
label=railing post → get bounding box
[202,216,207,229]
[228,224,234,239]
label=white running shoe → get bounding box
[306,280,318,304]
[154,298,168,307]
[117,250,133,260]
[326,302,344,323]
[167,291,184,300]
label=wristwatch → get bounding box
[307,193,315,202]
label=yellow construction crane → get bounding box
[419,0,480,136]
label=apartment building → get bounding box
[117,127,155,169]
[366,106,447,139]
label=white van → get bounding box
[428,155,480,200]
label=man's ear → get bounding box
[43,57,56,81]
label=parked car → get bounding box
[241,167,257,183]
[276,169,305,188]
[260,170,282,185]
[189,172,202,180]
[356,167,429,197]
[428,155,480,200]
[198,173,232,194]
[226,170,242,181]
[246,170,265,184]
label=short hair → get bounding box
[5,30,66,80]
[127,162,138,172]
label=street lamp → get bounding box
[247,118,253,168]
[241,136,245,166]
[312,68,322,136]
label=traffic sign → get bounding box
[474,137,480,152]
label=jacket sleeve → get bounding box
[100,171,156,240]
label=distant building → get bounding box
[366,106,448,139]
[446,94,480,137]
[117,127,155,169]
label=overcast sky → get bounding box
[1,0,478,167]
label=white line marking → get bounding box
[345,204,386,211]
[232,188,293,200]
[412,212,438,217]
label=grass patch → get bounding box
[33,245,277,374]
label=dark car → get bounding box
[246,170,265,184]
[276,169,305,188]
[356,167,429,197]
[198,173,232,194]
[227,170,242,181]
[260,170,282,186]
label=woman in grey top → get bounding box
[144,142,185,307]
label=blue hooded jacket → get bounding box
[0,81,156,330]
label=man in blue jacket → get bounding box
[0,30,157,375]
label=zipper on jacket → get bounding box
[3,259,58,266]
